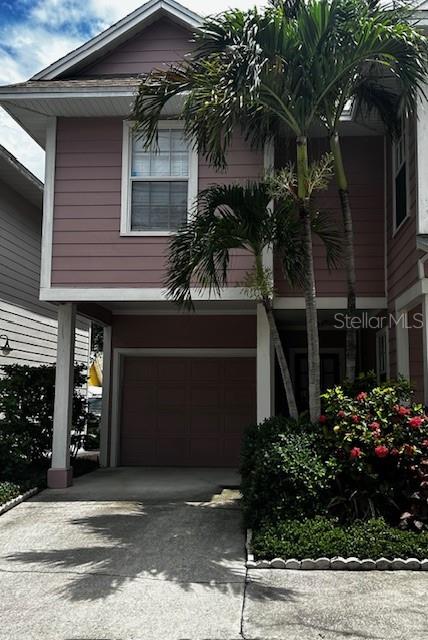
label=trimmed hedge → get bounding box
[0,482,21,506]
[252,516,428,560]
[240,416,337,527]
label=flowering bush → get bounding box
[321,380,428,527]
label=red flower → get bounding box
[408,416,424,429]
[394,405,411,416]
[319,415,328,424]
[351,415,361,424]
[350,447,362,459]
[337,410,346,418]
[356,392,367,401]
[390,448,400,457]
[374,445,389,458]
[369,421,380,431]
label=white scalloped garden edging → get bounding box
[245,529,428,571]
[0,487,39,516]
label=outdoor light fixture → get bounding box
[0,334,12,356]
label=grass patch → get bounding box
[0,482,22,506]
[252,517,428,560]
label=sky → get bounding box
[0,0,267,180]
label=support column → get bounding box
[47,303,76,489]
[99,325,112,467]
[257,304,274,422]
[396,310,410,380]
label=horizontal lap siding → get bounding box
[79,18,192,76]
[52,119,263,288]
[387,116,418,378]
[112,315,256,350]
[274,136,385,298]
[0,182,89,367]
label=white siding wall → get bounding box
[0,179,89,369]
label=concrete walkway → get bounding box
[0,468,427,640]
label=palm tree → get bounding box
[133,0,427,415]
[133,4,335,420]
[166,181,341,420]
[310,0,427,381]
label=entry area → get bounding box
[118,352,256,467]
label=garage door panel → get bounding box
[120,438,157,466]
[188,412,223,437]
[224,411,255,434]
[157,410,188,435]
[224,382,256,407]
[155,437,189,466]
[156,383,187,407]
[223,358,256,380]
[121,412,156,436]
[189,360,222,380]
[123,359,158,382]
[222,436,243,466]
[122,384,157,410]
[120,355,256,467]
[157,359,188,380]
[190,384,223,408]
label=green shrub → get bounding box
[320,379,428,524]
[240,416,337,528]
[252,516,428,560]
[0,364,90,482]
[0,481,21,506]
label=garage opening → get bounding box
[119,355,256,467]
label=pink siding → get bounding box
[51,118,261,288]
[386,116,418,378]
[112,315,256,349]
[274,136,385,298]
[79,18,192,76]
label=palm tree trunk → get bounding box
[330,132,357,382]
[297,135,321,421]
[263,299,299,420]
[254,253,299,419]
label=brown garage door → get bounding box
[120,356,256,467]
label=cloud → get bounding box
[0,0,268,178]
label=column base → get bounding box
[47,467,73,489]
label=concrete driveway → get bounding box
[0,468,427,640]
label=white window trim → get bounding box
[120,120,198,237]
[392,115,411,237]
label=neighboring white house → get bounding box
[0,145,90,369]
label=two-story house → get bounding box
[0,0,427,487]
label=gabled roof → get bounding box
[0,145,43,209]
[32,0,202,81]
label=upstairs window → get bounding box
[393,116,409,232]
[121,122,197,235]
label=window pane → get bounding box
[131,128,189,178]
[395,164,407,227]
[131,181,188,231]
